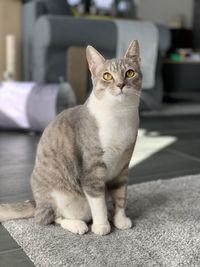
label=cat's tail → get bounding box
[0,201,35,222]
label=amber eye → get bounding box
[126,69,135,78]
[103,72,113,81]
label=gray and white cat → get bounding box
[0,40,142,235]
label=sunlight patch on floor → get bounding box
[129,129,177,168]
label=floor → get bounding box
[0,113,200,266]
[130,114,200,183]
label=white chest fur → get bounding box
[88,92,139,180]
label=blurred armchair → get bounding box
[22,1,171,109]
[22,0,72,81]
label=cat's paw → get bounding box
[55,217,63,224]
[113,215,132,230]
[58,219,89,235]
[92,222,111,235]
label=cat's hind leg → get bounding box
[34,202,55,225]
[55,217,88,235]
[52,190,92,235]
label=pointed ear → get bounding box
[124,40,141,63]
[86,45,105,75]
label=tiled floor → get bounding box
[0,113,200,266]
[129,114,200,184]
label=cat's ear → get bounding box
[86,46,105,75]
[124,40,141,63]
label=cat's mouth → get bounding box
[116,92,124,96]
[114,92,127,100]
[115,89,126,96]
[114,92,126,98]
[116,90,131,96]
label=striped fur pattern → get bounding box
[0,201,35,222]
[0,41,142,235]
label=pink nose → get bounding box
[117,83,125,90]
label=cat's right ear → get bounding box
[124,40,141,64]
[86,46,105,75]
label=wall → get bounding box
[0,0,22,80]
[137,0,194,29]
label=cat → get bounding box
[0,40,142,235]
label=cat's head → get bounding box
[86,40,142,103]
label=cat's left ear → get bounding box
[86,46,105,75]
[124,40,141,64]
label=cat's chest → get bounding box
[94,109,138,179]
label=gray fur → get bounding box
[31,105,105,223]
[0,41,142,235]
[0,201,35,222]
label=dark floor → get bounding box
[130,114,200,183]
[0,114,200,266]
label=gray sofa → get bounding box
[22,0,72,82]
[22,0,171,110]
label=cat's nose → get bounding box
[117,83,125,90]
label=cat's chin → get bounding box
[114,92,135,100]
[115,94,126,101]
[112,93,140,106]
[99,91,138,105]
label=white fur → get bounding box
[84,192,111,235]
[113,208,132,229]
[55,218,89,235]
[87,91,139,180]
[84,193,108,225]
[51,190,91,222]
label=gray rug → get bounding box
[3,174,200,267]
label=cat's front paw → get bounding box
[113,215,132,230]
[56,218,89,235]
[92,222,111,235]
